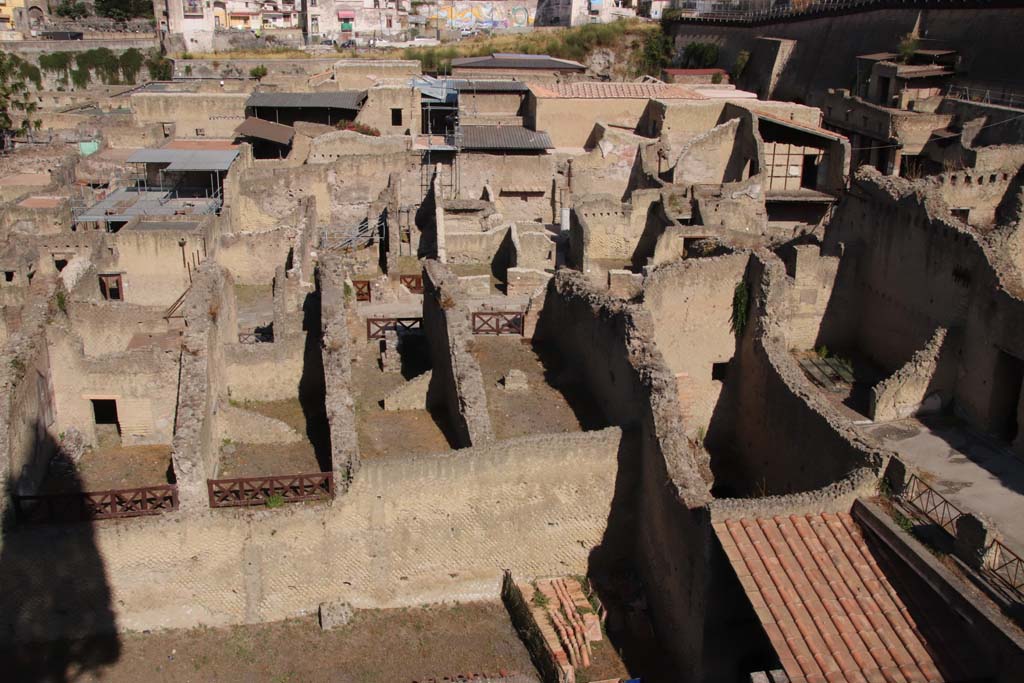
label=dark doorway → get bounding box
[91,399,119,427]
[801,154,819,189]
[990,350,1024,442]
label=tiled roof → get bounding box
[451,53,586,72]
[459,125,552,151]
[449,79,529,93]
[528,81,705,100]
[714,513,954,683]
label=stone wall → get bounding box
[666,7,1024,109]
[0,278,59,516]
[706,251,886,496]
[0,427,624,638]
[870,326,957,421]
[422,259,493,448]
[318,259,360,489]
[642,253,749,435]
[224,339,304,402]
[130,92,248,139]
[536,271,712,680]
[170,264,237,509]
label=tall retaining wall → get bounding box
[667,7,1024,108]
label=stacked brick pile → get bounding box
[526,577,603,679]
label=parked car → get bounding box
[339,39,356,49]
[320,38,336,46]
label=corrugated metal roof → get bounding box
[459,126,552,151]
[235,117,295,145]
[246,91,366,110]
[451,53,585,72]
[127,148,239,171]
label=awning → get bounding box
[235,117,295,146]
[338,10,355,18]
[128,148,239,172]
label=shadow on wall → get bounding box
[586,428,674,680]
[0,425,121,681]
[300,290,332,473]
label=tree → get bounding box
[249,64,268,81]
[55,0,89,19]
[0,52,42,141]
[95,0,153,21]
[637,28,673,77]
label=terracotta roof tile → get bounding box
[527,81,706,100]
[713,513,958,683]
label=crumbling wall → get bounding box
[129,92,248,138]
[642,253,749,435]
[422,260,493,448]
[0,278,58,515]
[170,264,237,510]
[673,118,750,186]
[64,300,169,356]
[536,271,712,680]
[224,341,304,403]
[870,327,957,422]
[319,258,360,489]
[707,251,886,495]
[46,326,179,447]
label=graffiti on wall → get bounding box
[421,2,536,30]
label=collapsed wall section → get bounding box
[422,260,493,448]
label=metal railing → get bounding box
[14,485,178,523]
[366,316,423,339]
[352,280,372,302]
[471,311,525,336]
[399,274,424,294]
[898,472,1024,603]
[902,473,965,535]
[945,84,1024,110]
[664,0,980,24]
[320,215,386,253]
[983,539,1024,598]
[207,472,333,508]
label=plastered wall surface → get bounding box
[0,428,623,640]
[130,93,248,138]
[643,253,748,433]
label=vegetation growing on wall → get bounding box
[146,50,173,81]
[733,49,750,81]
[249,64,268,81]
[637,28,673,77]
[679,41,720,69]
[730,280,749,337]
[0,52,41,136]
[404,20,652,74]
[40,48,157,88]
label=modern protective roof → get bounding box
[449,79,529,93]
[235,117,295,145]
[451,53,586,72]
[127,148,239,172]
[246,91,366,110]
[459,125,552,151]
[528,81,706,100]
[714,512,974,683]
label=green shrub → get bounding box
[730,280,749,337]
[265,493,285,509]
[733,49,750,81]
[56,0,89,19]
[249,64,268,81]
[680,41,719,69]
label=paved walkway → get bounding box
[862,416,1024,550]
